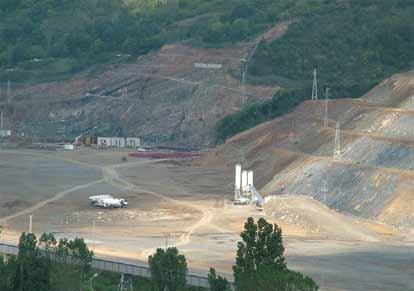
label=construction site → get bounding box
[0,71,414,290]
[1,20,414,289]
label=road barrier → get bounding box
[0,243,233,289]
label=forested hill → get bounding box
[2,0,414,145]
[5,0,412,91]
[249,0,414,99]
[0,0,290,82]
[216,0,414,142]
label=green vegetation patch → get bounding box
[215,88,309,143]
[0,0,288,83]
[216,0,414,142]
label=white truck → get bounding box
[89,195,128,209]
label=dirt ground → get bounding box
[1,147,414,290]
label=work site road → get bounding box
[0,149,225,258]
[101,162,217,255]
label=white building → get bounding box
[97,137,110,147]
[111,137,125,148]
[97,137,140,148]
[0,130,11,138]
[126,137,140,148]
[63,144,74,150]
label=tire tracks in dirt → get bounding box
[0,179,104,225]
[0,149,225,255]
[102,162,228,256]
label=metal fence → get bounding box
[0,243,229,289]
[0,243,18,256]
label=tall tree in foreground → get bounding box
[13,232,51,291]
[149,247,187,291]
[233,217,318,291]
[208,267,230,291]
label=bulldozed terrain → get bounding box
[2,40,280,147]
[4,71,414,290]
[201,71,414,229]
[1,146,414,291]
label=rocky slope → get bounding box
[200,71,414,228]
[1,41,279,147]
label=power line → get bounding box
[324,87,329,128]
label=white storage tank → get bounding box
[247,170,254,187]
[242,170,248,192]
[235,164,242,191]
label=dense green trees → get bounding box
[234,218,318,291]
[0,0,168,80]
[208,268,231,291]
[250,0,414,98]
[215,88,309,142]
[0,217,318,290]
[13,233,51,291]
[0,0,296,82]
[0,232,93,291]
[189,0,292,45]
[149,247,188,291]
[216,1,414,142]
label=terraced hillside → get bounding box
[2,42,278,147]
[201,71,414,228]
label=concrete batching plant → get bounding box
[234,164,264,206]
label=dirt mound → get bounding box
[264,195,388,241]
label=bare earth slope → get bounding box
[200,71,414,228]
[2,22,292,147]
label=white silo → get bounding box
[248,170,254,187]
[241,170,248,193]
[235,164,242,191]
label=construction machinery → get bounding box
[233,164,264,207]
[89,195,128,209]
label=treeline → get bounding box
[249,0,414,98]
[216,0,414,141]
[0,233,93,290]
[0,0,166,81]
[0,0,289,82]
[187,0,292,44]
[215,88,309,143]
[0,217,318,290]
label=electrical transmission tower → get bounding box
[334,121,341,161]
[321,179,328,203]
[1,111,4,131]
[122,87,128,99]
[324,88,329,128]
[117,274,133,291]
[311,68,318,101]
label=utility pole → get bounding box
[164,232,170,249]
[29,215,33,233]
[92,220,96,252]
[1,111,3,130]
[334,122,341,161]
[7,80,10,103]
[311,68,318,101]
[324,88,329,128]
[118,274,133,291]
[119,274,124,291]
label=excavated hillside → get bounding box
[0,21,290,147]
[200,71,414,228]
